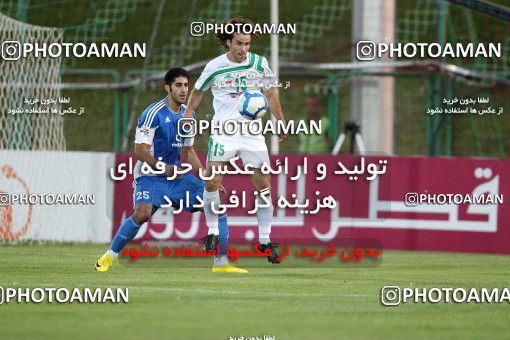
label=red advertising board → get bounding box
[112,153,509,254]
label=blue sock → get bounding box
[110,216,141,253]
[218,213,229,256]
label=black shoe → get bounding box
[258,242,281,264]
[202,234,219,251]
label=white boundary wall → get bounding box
[0,150,115,242]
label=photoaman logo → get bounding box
[1,41,146,60]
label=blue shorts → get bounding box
[133,174,204,212]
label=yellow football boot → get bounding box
[212,262,248,273]
[95,253,116,272]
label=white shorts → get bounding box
[207,133,270,168]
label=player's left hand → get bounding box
[165,165,182,179]
[219,185,227,197]
[277,119,287,142]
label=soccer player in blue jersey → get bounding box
[95,67,247,273]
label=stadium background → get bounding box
[1,0,508,156]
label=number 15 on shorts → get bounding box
[212,142,224,156]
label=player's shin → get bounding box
[214,213,229,266]
[109,216,142,257]
[256,193,274,245]
[203,189,220,235]
[218,213,229,256]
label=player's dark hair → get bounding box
[164,67,189,85]
[215,17,260,50]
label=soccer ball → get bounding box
[237,90,268,120]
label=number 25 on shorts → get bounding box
[136,191,149,201]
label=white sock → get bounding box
[214,255,228,266]
[257,194,273,244]
[203,189,220,235]
[107,249,118,258]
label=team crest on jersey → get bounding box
[140,127,150,136]
[223,73,247,92]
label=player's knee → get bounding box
[253,172,271,192]
[205,178,221,191]
[257,187,273,206]
[133,205,152,225]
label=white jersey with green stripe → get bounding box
[195,52,275,122]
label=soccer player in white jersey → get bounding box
[183,17,287,264]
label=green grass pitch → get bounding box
[0,243,509,339]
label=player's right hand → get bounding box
[277,119,287,142]
[165,165,182,179]
[278,132,287,142]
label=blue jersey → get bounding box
[134,98,194,178]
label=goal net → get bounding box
[0,12,66,151]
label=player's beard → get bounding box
[230,49,246,63]
[172,93,186,105]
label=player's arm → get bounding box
[180,140,226,196]
[134,143,178,178]
[134,108,177,178]
[179,110,202,173]
[260,56,287,141]
[134,143,159,168]
[263,87,287,141]
[179,125,227,195]
[182,88,204,119]
[181,144,227,196]
[180,145,202,173]
[183,62,214,119]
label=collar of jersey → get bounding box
[164,98,184,115]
